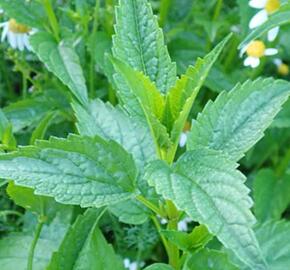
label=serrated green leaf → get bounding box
[164,35,231,160]
[111,57,171,152]
[113,0,176,93]
[253,169,290,222]
[239,4,290,49]
[145,148,266,269]
[0,134,137,207]
[187,249,239,270]
[47,208,124,270]
[188,78,290,161]
[73,99,156,224]
[73,99,156,169]
[161,225,212,252]
[232,220,290,269]
[30,32,88,107]
[255,220,290,270]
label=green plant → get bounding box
[1,0,290,269]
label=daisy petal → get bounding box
[244,56,254,66]
[23,34,31,51]
[273,58,282,66]
[179,133,187,147]
[267,26,279,42]
[265,48,278,56]
[17,34,24,51]
[251,57,260,68]
[8,31,17,49]
[249,0,267,9]
[249,10,268,28]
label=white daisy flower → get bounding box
[177,217,192,232]
[124,259,145,270]
[0,19,33,51]
[249,0,280,41]
[274,58,289,75]
[241,40,278,68]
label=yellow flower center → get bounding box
[8,19,30,33]
[265,0,280,14]
[183,121,191,132]
[278,63,289,76]
[246,41,266,58]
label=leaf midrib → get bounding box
[131,0,148,77]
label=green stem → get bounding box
[108,84,117,105]
[165,200,180,269]
[92,0,100,34]
[22,72,27,99]
[0,210,23,218]
[42,0,60,41]
[159,0,171,27]
[136,195,166,218]
[89,0,100,98]
[212,0,223,21]
[276,148,290,178]
[151,215,171,258]
[27,220,44,270]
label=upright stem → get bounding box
[165,200,180,269]
[151,215,171,257]
[136,194,166,218]
[276,148,290,178]
[42,0,60,41]
[89,0,100,98]
[159,0,171,27]
[212,0,223,21]
[27,220,44,270]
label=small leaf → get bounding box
[111,57,171,151]
[145,148,266,269]
[30,111,58,144]
[161,225,212,252]
[188,78,290,161]
[164,35,231,160]
[7,181,68,223]
[0,135,137,207]
[47,209,124,270]
[3,89,69,133]
[109,199,150,225]
[253,169,290,222]
[30,32,89,107]
[113,0,176,93]
[187,249,239,270]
